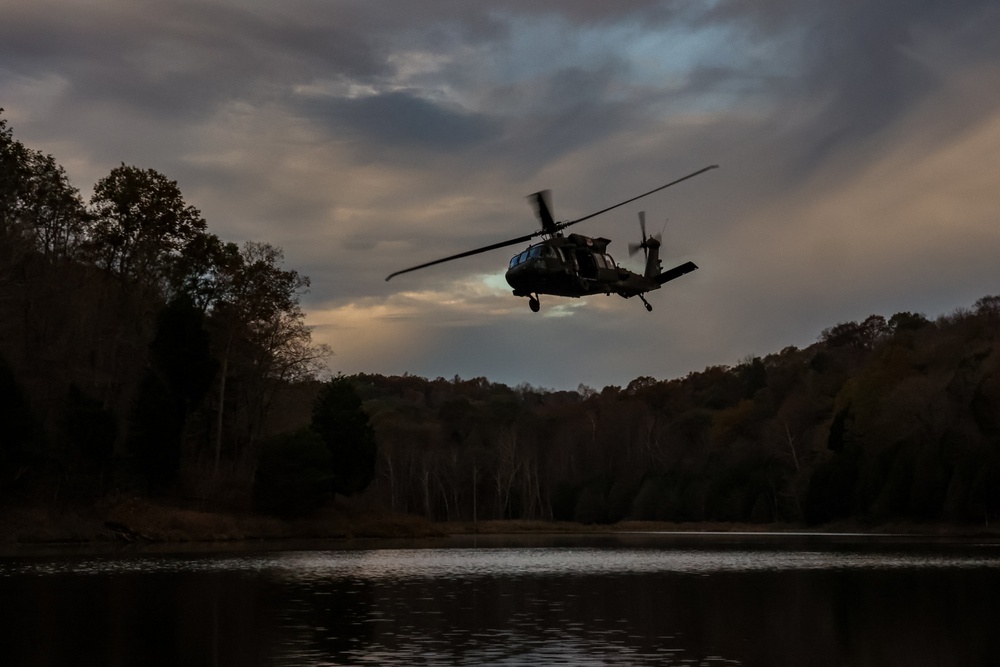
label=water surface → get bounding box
[2,533,998,666]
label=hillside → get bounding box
[4,110,1000,533]
[353,305,1000,526]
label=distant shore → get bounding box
[0,497,444,548]
[3,498,1000,553]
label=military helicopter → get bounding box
[386,165,717,312]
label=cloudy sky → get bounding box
[3,1,999,390]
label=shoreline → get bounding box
[3,498,1000,555]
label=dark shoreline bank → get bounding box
[4,498,1000,556]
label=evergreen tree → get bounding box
[128,297,217,487]
[61,383,117,468]
[0,356,37,486]
[254,429,333,517]
[311,376,376,497]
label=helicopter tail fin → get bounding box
[642,235,662,280]
[656,261,699,285]
[633,212,668,280]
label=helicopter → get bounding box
[386,165,717,312]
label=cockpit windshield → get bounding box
[509,243,565,269]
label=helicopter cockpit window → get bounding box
[518,251,529,264]
[593,253,607,269]
[529,246,543,259]
[605,254,616,268]
[509,256,519,269]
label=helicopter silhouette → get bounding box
[386,165,717,312]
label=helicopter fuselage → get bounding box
[505,234,656,298]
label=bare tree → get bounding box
[207,241,329,474]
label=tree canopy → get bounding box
[0,111,328,503]
[87,164,207,289]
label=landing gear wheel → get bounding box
[645,303,653,312]
[528,296,540,312]
[639,294,653,312]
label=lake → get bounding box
[1,532,999,666]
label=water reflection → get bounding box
[2,535,1000,666]
[272,544,1000,583]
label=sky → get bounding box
[3,0,1000,390]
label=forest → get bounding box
[0,110,334,512]
[359,302,1000,526]
[3,110,1000,528]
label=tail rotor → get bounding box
[628,211,662,258]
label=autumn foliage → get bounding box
[4,111,1000,527]
[353,304,1000,526]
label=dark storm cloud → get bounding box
[701,0,1000,172]
[4,0,1000,389]
[0,0,384,123]
[486,65,642,177]
[302,90,502,152]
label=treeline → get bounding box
[0,111,330,506]
[357,303,1000,526]
[5,110,1000,528]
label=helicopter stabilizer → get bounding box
[656,260,698,285]
[655,262,698,285]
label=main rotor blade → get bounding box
[529,190,557,234]
[386,164,718,281]
[385,231,539,281]
[557,164,718,232]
